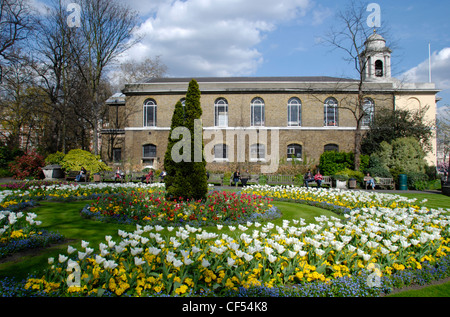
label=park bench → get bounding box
[65,170,90,182]
[229,174,260,186]
[266,175,295,185]
[101,171,126,183]
[304,175,332,188]
[365,177,395,190]
[208,173,224,186]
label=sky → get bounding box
[37,0,450,117]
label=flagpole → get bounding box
[429,43,432,83]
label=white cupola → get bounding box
[361,31,392,82]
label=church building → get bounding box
[101,33,439,174]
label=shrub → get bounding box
[334,168,364,184]
[365,155,392,178]
[319,151,368,175]
[45,152,65,165]
[8,151,45,180]
[59,149,111,174]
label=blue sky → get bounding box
[37,0,450,115]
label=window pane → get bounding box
[215,98,228,127]
[324,98,338,126]
[251,98,265,126]
[144,99,157,127]
[214,144,227,159]
[143,144,157,158]
[287,144,302,159]
[288,98,301,126]
[362,98,375,126]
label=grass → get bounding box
[1,187,450,297]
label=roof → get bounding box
[142,76,359,84]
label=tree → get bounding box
[184,79,208,201]
[164,80,208,201]
[68,0,140,155]
[361,107,434,155]
[164,100,185,198]
[0,0,35,82]
[323,0,392,170]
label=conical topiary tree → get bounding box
[164,79,208,201]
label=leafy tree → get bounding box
[361,107,434,156]
[375,137,427,181]
[59,149,110,174]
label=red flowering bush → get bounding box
[8,151,45,180]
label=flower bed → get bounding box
[0,209,64,259]
[23,204,450,297]
[82,190,276,226]
[1,183,450,297]
[241,185,423,212]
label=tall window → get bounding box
[143,99,157,127]
[251,97,265,127]
[287,144,302,160]
[214,98,228,127]
[214,144,228,160]
[324,97,338,127]
[287,97,302,126]
[362,98,375,127]
[250,143,265,161]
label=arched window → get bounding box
[143,99,157,127]
[250,143,265,161]
[214,144,228,160]
[287,97,302,126]
[375,60,383,77]
[251,97,265,127]
[287,144,302,160]
[214,98,228,127]
[324,144,339,152]
[362,98,375,127]
[324,97,338,127]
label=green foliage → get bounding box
[0,146,23,169]
[361,107,433,155]
[334,168,364,184]
[364,155,392,178]
[45,152,65,165]
[376,137,427,176]
[59,149,111,174]
[164,80,208,201]
[319,151,368,175]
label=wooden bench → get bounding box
[101,171,126,183]
[65,170,90,182]
[304,175,332,187]
[208,173,224,186]
[229,174,260,186]
[365,177,395,190]
[266,175,295,185]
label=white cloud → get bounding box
[402,47,450,90]
[119,0,311,77]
